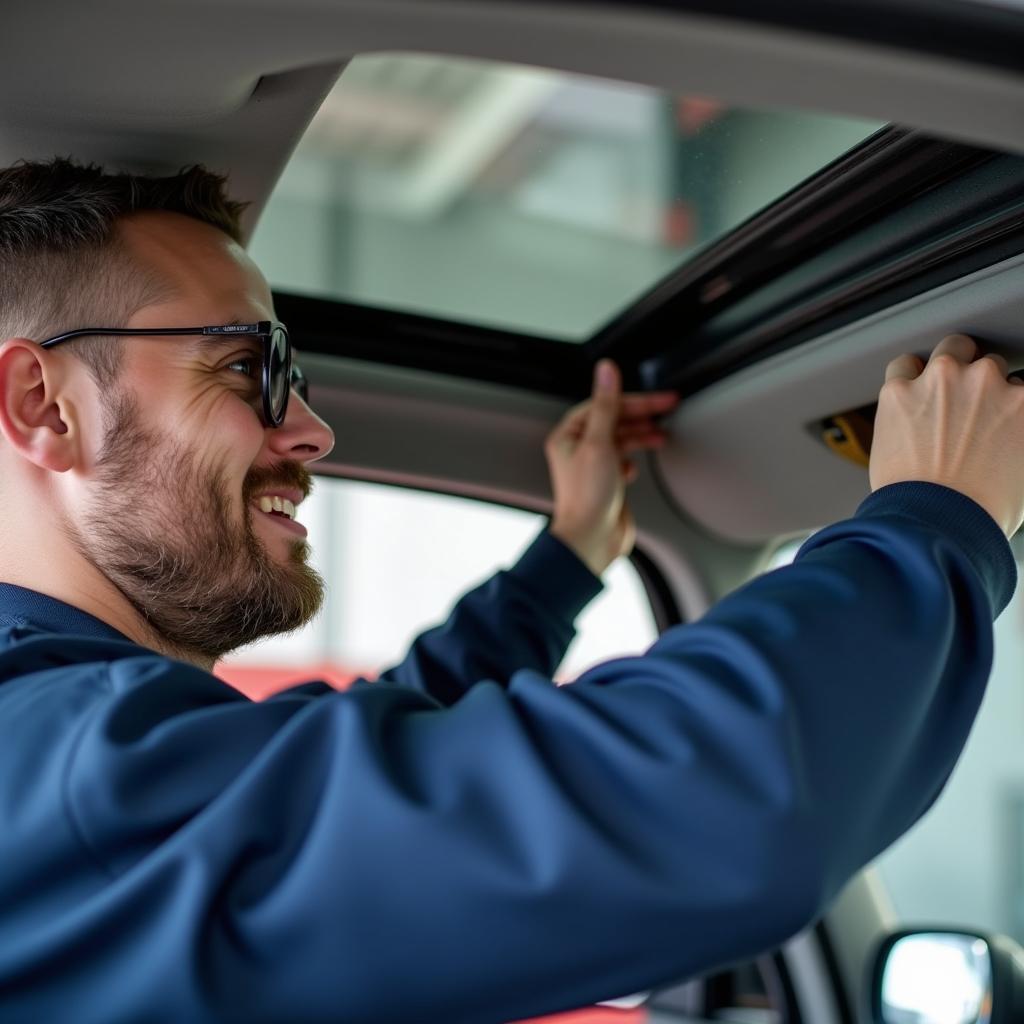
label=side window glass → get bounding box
[217,477,659,697]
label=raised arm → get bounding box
[377,364,677,703]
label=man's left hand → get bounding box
[546,360,678,577]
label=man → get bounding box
[0,158,1019,1024]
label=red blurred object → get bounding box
[516,1008,647,1024]
[675,96,726,135]
[664,201,696,247]
[215,662,365,700]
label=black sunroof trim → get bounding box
[275,131,1021,404]
[275,292,591,398]
[641,153,1024,395]
[587,127,996,383]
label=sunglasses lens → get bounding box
[268,326,289,423]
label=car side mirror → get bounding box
[871,928,1024,1023]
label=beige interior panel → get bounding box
[656,250,1024,542]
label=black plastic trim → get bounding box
[278,130,1012,403]
[588,128,998,389]
[643,155,1024,396]
[630,546,685,631]
[813,921,856,1024]
[275,291,590,398]
[276,124,1024,405]
[767,950,803,1024]
[590,129,949,359]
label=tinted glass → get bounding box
[252,54,883,341]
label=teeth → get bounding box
[256,495,297,520]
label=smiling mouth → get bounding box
[252,497,307,538]
[257,495,297,519]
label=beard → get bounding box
[65,391,325,664]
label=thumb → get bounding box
[584,360,621,442]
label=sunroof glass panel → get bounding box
[253,54,883,341]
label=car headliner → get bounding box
[3,0,1023,569]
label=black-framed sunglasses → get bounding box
[38,321,307,428]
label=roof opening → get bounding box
[253,52,882,341]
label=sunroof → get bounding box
[252,54,883,342]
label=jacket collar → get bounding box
[0,582,135,644]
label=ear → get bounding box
[0,339,80,473]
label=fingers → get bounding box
[981,352,1010,377]
[556,368,677,436]
[559,418,670,452]
[619,392,679,416]
[926,335,1017,382]
[885,353,925,382]
[582,360,622,443]
[616,429,668,455]
[885,334,977,383]
[886,335,1020,385]
[927,333,978,365]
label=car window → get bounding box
[216,476,658,697]
[768,535,1024,942]
[250,53,881,341]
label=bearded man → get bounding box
[0,158,1019,1024]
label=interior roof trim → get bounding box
[540,0,1024,75]
[655,249,1024,542]
[5,0,1024,225]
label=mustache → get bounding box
[244,461,314,503]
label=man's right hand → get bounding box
[871,333,1024,538]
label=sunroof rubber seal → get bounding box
[588,128,1000,388]
[640,154,1024,396]
[275,131,1022,404]
[273,292,591,398]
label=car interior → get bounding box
[6,1,1024,1021]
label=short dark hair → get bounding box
[0,157,248,387]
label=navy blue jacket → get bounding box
[0,482,1015,1023]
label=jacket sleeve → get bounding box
[375,528,604,703]
[38,481,1014,1024]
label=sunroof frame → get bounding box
[275,126,1024,401]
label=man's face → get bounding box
[64,211,336,664]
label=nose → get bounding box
[266,388,335,463]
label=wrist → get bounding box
[548,522,612,577]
